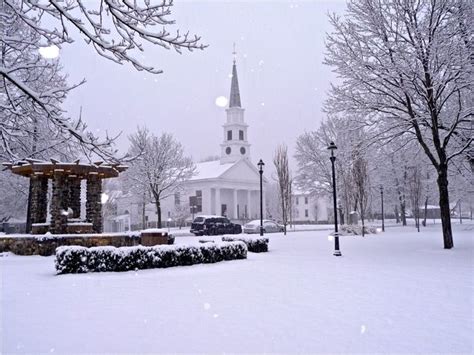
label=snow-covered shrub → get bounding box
[175,245,203,266]
[222,236,269,253]
[199,243,222,263]
[87,246,119,272]
[219,241,248,259]
[55,241,247,274]
[153,246,179,268]
[115,246,153,271]
[340,225,378,236]
[55,246,89,274]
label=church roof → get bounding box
[190,160,235,181]
[229,61,241,108]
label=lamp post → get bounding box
[380,185,385,232]
[258,159,265,236]
[328,142,341,256]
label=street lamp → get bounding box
[258,159,265,236]
[328,141,341,256]
[380,185,385,232]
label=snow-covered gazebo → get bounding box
[2,159,127,234]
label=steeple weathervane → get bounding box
[232,42,237,64]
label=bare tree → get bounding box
[128,127,195,228]
[407,166,423,232]
[352,154,370,236]
[273,144,292,235]
[325,0,473,249]
[1,0,205,162]
[171,203,191,229]
[295,115,359,221]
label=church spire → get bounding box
[229,43,241,108]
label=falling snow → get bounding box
[1,225,472,353]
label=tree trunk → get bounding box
[437,167,453,249]
[395,205,400,223]
[400,200,407,226]
[423,196,428,227]
[142,201,146,229]
[459,200,462,224]
[156,199,162,228]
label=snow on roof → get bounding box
[292,187,312,195]
[189,160,235,181]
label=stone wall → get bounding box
[0,234,141,256]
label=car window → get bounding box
[193,217,205,223]
[222,218,230,223]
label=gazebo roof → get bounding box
[2,159,128,179]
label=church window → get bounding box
[174,192,180,206]
[296,197,299,205]
[226,147,231,155]
[227,130,232,141]
[192,191,202,213]
[240,147,246,155]
[305,197,308,204]
[239,130,244,140]
[305,209,309,217]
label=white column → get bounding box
[215,188,221,216]
[233,189,238,219]
[247,190,252,219]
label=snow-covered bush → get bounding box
[340,225,378,236]
[222,236,269,253]
[87,246,120,272]
[55,246,89,274]
[55,241,247,274]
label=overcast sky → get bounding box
[61,0,347,171]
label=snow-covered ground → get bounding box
[1,224,472,353]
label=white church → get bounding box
[108,56,267,231]
[182,56,266,220]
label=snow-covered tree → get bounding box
[325,0,473,248]
[171,202,191,229]
[127,127,195,228]
[1,0,205,162]
[0,1,122,162]
[295,115,366,226]
[273,144,292,235]
[352,153,370,235]
[407,166,423,232]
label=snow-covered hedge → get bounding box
[55,241,247,274]
[221,236,269,253]
[340,225,378,236]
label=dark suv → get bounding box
[190,216,242,236]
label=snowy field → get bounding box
[1,224,473,353]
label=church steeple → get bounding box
[229,60,241,108]
[220,47,250,164]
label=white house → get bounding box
[292,189,329,223]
